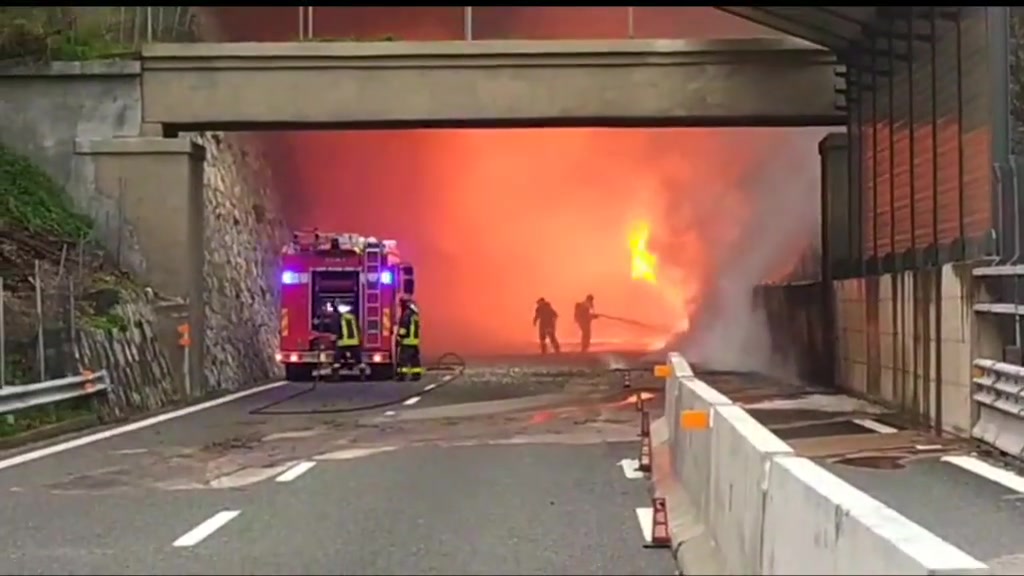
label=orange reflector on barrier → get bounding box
[653,364,670,378]
[680,409,710,430]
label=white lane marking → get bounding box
[618,458,645,480]
[852,418,899,434]
[635,507,653,544]
[942,455,1024,494]
[424,383,438,391]
[172,510,241,548]
[275,461,317,483]
[0,380,288,473]
[384,410,397,416]
[402,396,422,406]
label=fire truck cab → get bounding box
[276,230,415,382]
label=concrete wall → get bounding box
[140,38,843,129]
[0,61,286,400]
[834,265,1001,436]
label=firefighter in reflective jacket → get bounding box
[396,296,423,381]
[335,304,362,367]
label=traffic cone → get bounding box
[638,434,652,473]
[639,409,650,438]
[644,496,672,549]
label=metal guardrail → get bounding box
[972,359,1024,458]
[0,371,111,416]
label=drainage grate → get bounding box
[833,455,908,470]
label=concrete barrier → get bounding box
[667,352,733,523]
[659,353,990,575]
[709,404,794,574]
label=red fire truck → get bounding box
[276,230,415,381]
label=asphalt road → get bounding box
[0,356,674,575]
[824,457,1024,573]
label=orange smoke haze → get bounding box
[204,7,828,364]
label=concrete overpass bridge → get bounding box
[138,37,842,132]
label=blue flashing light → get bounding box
[380,269,394,285]
[281,270,301,285]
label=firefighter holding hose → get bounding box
[574,294,600,353]
[396,295,423,381]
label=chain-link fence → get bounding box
[0,7,198,62]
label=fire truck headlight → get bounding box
[281,271,301,285]
[380,270,394,285]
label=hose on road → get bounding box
[248,352,466,416]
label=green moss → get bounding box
[304,35,399,43]
[81,311,128,333]
[0,144,92,241]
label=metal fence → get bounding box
[0,248,87,389]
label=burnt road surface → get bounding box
[699,370,1024,574]
[0,353,674,575]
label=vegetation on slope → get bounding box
[0,144,128,437]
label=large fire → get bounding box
[629,223,658,284]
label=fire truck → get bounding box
[276,230,415,381]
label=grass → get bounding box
[0,145,92,240]
[0,8,137,63]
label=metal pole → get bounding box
[627,7,635,39]
[464,7,473,41]
[307,6,314,39]
[298,6,305,41]
[146,6,153,43]
[34,260,45,381]
[0,276,5,389]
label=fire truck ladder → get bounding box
[363,241,382,348]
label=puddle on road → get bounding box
[832,454,909,470]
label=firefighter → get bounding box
[533,297,561,354]
[574,294,600,353]
[335,302,362,369]
[395,296,423,381]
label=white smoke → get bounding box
[678,127,830,374]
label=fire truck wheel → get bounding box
[285,364,314,382]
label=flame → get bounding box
[629,222,658,284]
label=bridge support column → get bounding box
[74,136,206,395]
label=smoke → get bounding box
[202,7,827,364]
[669,129,827,374]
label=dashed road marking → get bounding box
[852,418,899,434]
[942,455,1024,494]
[403,396,422,406]
[275,461,317,483]
[173,510,241,548]
[424,383,438,391]
[635,507,653,544]
[618,458,645,479]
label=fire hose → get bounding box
[596,313,672,333]
[248,351,466,416]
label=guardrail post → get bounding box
[33,259,45,381]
